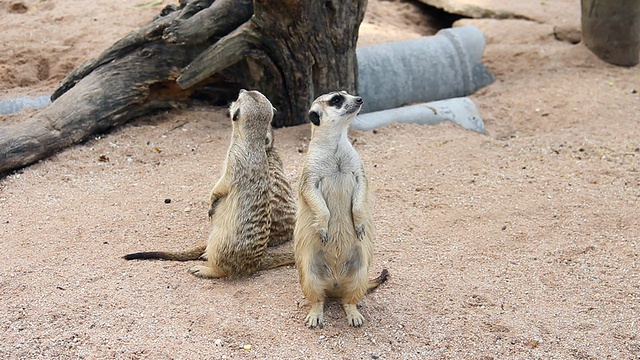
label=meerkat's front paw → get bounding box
[343,304,364,327]
[354,223,365,241]
[305,303,325,328]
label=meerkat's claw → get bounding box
[305,315,324,328]
[318,229,329,244]
[188,265,225,278]
[355,223,365,241]
[305,303,325,328]
[343,304,364,327]
[188,265,206,277]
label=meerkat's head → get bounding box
[308,91,364,128]
[228,89,274,140]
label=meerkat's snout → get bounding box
[352,96,364,113]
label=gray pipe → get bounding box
[0,95,51,115]
[352,97,485,133]
[357,25,494,113]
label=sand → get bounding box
[1,0,639,359]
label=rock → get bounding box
[416,0,580,29]
[554,25,582,44]
[418,0,530,20]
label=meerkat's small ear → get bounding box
[265,129,274,147]
[308,110,320,126]
[232,108,240,121]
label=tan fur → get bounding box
[124,90,295,278]
[264,127,297,247]
[294,91,387,328]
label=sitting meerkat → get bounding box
[124,89,295,278]
[123,124,296,262]
[294,90,388,328]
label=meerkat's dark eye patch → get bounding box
[232,108,240,121]
[329,94,344,108]
[308,110,321,126]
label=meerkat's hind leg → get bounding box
[343,303,365,327]
[305,302,325,328]
[188,265,227,278]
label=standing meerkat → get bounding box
[294,91,388,328]
[124,90,295,278]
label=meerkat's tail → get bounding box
[367,269,389,293]
[258,252,295,270]
[123,245,206,261]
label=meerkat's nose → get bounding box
[355,97,363,105]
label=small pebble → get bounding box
[243,344,251,350]
[214,339,222,346]
[164,198,171,204]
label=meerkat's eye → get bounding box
[329,94,344,108]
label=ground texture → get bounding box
[1,0,639,359]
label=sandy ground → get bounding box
[1,0,639,359]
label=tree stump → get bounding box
[0,0,367,176]
[178,0,366,127]
[581,0,640,67]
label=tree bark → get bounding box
[0,0,367,176]
[178,0,367,127]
